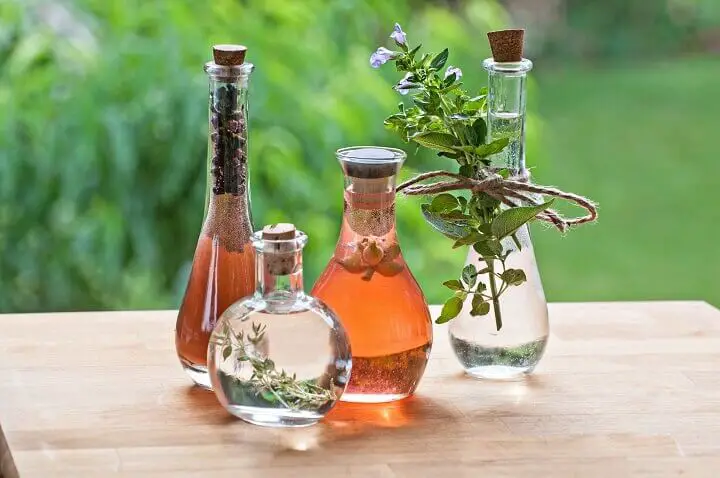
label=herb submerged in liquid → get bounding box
[211,322,336,410]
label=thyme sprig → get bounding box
[371,24,554,330]
[213,322,336,410]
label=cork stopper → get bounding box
[262,223,296,241]
[212,44,247,66]
[487,29,524,62]
[262,224,299,276]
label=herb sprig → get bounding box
[213,322,336,410]
[371,24,554,330]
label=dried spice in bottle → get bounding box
[175,45,257,389]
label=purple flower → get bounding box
[390,23,407,46]
[445,66,462,80]
[394,73,415,96]
[370,47,399,68]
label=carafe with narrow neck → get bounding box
[175,45,256,389]
[312,147,432,402]
[448,55,550,380]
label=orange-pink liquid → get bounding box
[312,219,432,400]
[175,233,255,371]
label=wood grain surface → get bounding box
[0,301,719,477]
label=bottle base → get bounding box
[340,392,410,403]
[450,335,548,381]
[463,365,534,381]
[225,405,323,428]
[180,360,213,390]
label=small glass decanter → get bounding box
[312,147,432,403]
[208,224,352,427]
[176,45,256,389]
[449,37,549,380]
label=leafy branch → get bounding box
[212,321,336,410]
[370,24,555,330]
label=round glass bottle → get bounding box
[175,45,256,389]
[208,224,352,427]
[448,56,549,380]
[312,147,432,403]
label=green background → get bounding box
[1,0,717,313]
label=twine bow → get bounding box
[397,170,598,232]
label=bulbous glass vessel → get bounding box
[449,225,548,379]
[448,55,549,380]
[312,147,432,403]
[208,224,352,427]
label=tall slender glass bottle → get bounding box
[449,45,550,380]
[312,147,432,403]
[176,45,256,389]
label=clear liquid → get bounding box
[208,302,351,427]
[448,226,549,379]
[450,335,548,379]
[488,111,523,171]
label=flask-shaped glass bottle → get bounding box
[175,45,256,389]
[208,224,352,427]
[312,147,432,402]
[449,57,549,380]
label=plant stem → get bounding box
[487,260,503,330]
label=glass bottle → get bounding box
[448,56,550,380]
[312,147,432,403]
[175,45,256,389]
[208,224,352,427]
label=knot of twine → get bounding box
[397,170,598,233]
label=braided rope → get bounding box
[397,170,598,232]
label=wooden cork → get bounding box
[487,29,524,62]
[262,223,296,241]
[212,44,247,66]
[262,224,297,275]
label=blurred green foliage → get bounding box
[532,58,720,306]
[0,0,508,312]
[2,0,717,314]
[538,0,720,62]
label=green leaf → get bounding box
[472,118,487,144]
[429,193,460,213]
[487,238,503,255]
[500,268,527,286]
[429,48,449,70]
[473,238,501,258]
[454,290,468,301]
[440,210,472,220]
[462,264,477,287]
[408,44,422,60]
[471,297,491,317]
[411,131,457,153]
[474,137,510,157]
[458,196,468,212]
[452,230,483,249]
[436,296,463,324]
[458,164,474,178]
[491,200,554,239]
[439,82,462,94]
[511,232,522,251]
[443,279,464,291]
[222,346,232,361]
[421,204,470,240]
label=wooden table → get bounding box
[1,302,719,477]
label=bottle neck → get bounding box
[206,70,251,198]
[341,176,398,239]
[255,249,305,299]
[484,59,532,175]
